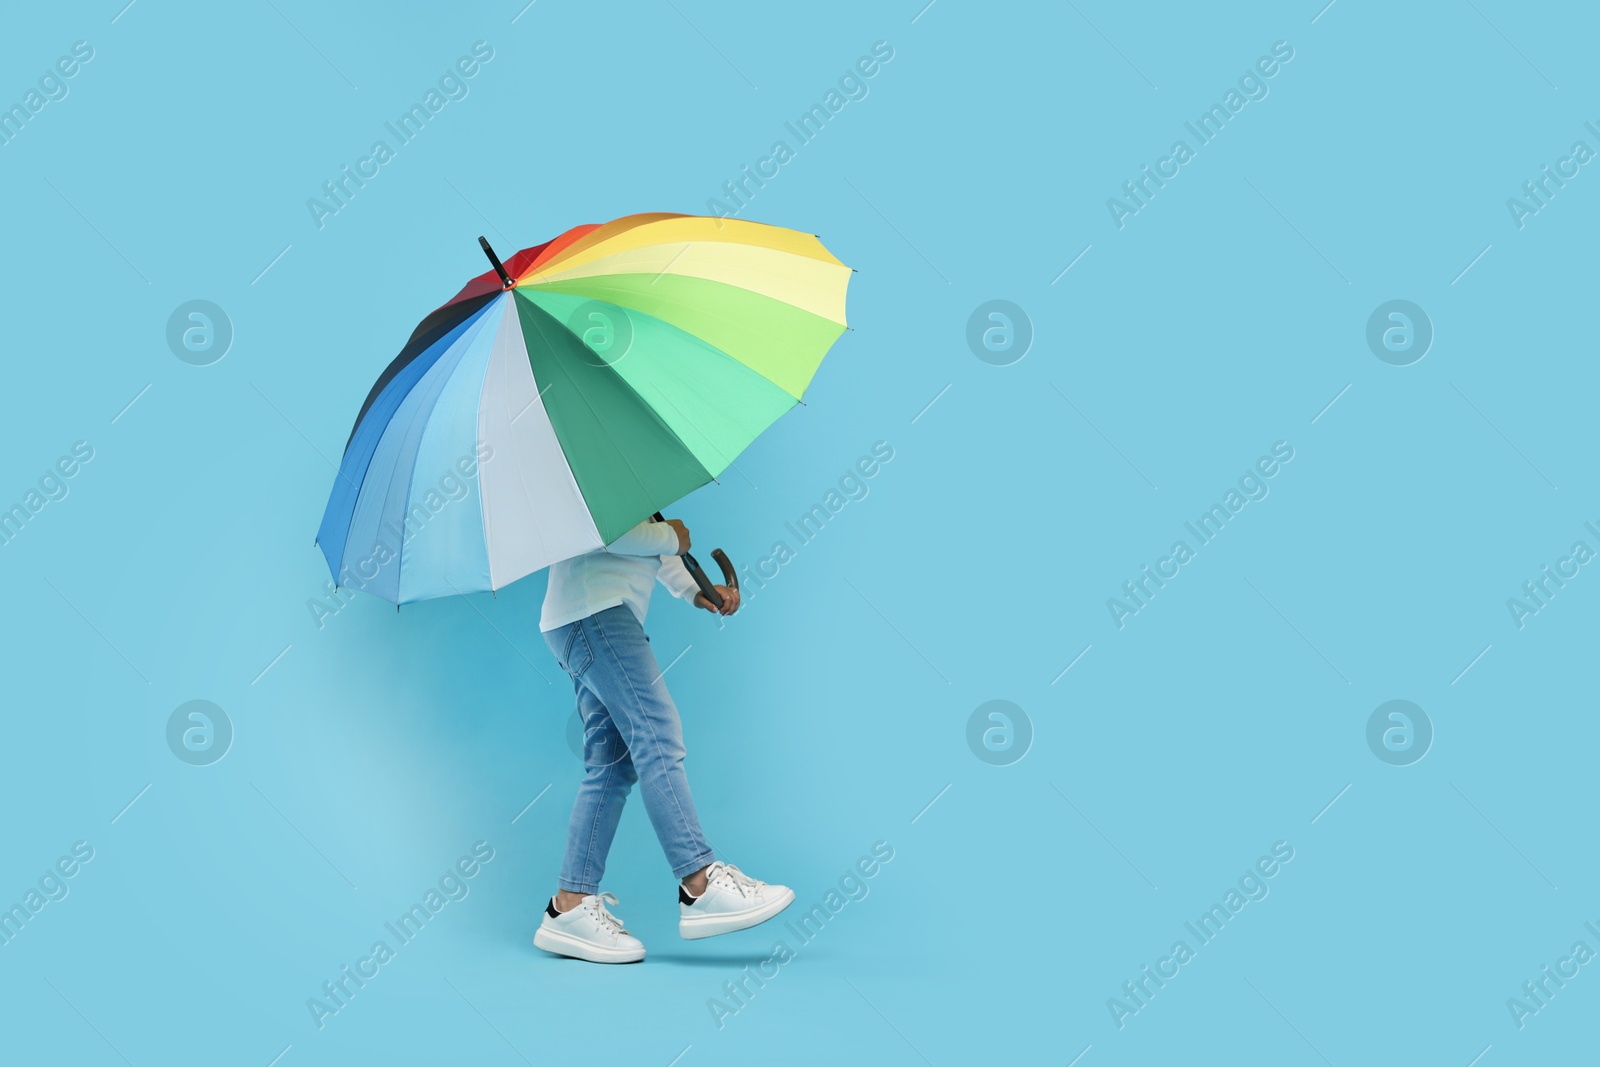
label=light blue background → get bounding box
[1,1,1596,1063]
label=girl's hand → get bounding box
[694,586,740,615]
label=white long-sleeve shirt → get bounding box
[539,519,700,632]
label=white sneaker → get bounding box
[679,862,795,940]
[533,892,646,964]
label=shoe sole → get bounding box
[533,924,645,964]
[679,887,796,940]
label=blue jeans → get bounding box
[544,605,715,894]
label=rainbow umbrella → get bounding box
[316,213,852,605]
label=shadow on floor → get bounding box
[642,950,778,967]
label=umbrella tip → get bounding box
[479,235,515,290]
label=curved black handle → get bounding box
[710,549,737,590]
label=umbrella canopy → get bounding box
[316,213,852,605]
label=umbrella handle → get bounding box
[710,549,738,590]
[652,512,737,613]
[683,549,740,612]
[680,553,723,611]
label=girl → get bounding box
[533,516,793,963]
